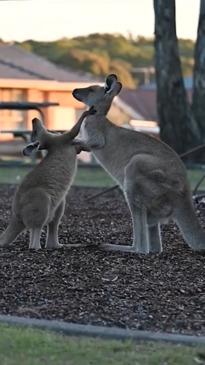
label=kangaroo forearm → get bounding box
[68,107,96,140]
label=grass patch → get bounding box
[0,165,114,187]
[187,169,205,191]
[0,167,28,184]
[74,166,113,187]
[0,165,205,190]
[0,324,204,365]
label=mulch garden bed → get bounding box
[0,184,204,335]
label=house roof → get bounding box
[118,88,158,121]
[119,79,193,122]
[0,44,94,82]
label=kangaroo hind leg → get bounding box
[126,194,149,254]
[148,223,162,253]
[123,156,150,254]
[0,216,24,247]
[29,228,42,250]
[46,200,65,249]
[23,189,51,250]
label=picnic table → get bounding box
[0,101,59,142]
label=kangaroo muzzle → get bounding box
[72,89,82,102]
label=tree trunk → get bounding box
[192,0,205,137]
[154,0,201,154]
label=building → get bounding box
[113,86,159,135]
[0,43,164,143]
[0,43,95,136]
[115,76,193,135]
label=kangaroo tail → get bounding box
[0,216,24,247]
[174,197,205,251]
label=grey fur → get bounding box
[72,74,205,254]
[0,110,92,250]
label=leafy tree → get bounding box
[59,49,110,76]
[110,60,136,88]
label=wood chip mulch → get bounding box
[0,184,204,335]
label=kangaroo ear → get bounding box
[23,141,40,156]
[114,81,122,95]
[105,80,122,95]
[31,118,46,141]
[105,74,122,96]
[32,117,45,130]
[105,74,118,92]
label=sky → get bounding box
[0,0,201,42]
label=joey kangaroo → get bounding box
[72,74,205,254]
[0,108,94,250]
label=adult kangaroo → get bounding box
[72,74,205,254]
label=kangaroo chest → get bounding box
[79,120,89,140]
[91,131,130,186]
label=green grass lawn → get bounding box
[0,165,204,191]
[75,166,113,187]
[187,169,205,191]
[0,165,114,187]
[0,324,204,365]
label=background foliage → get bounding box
[13,33,195,88]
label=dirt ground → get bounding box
[0,184,204,335]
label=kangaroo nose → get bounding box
[72,89,78,97]
[72,89,82,102]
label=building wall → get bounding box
[0,85,85,140]
[108,103,130,126]
[0,88,27,132]
[0,81,130,143]
[43,90,84,130]
[26,89,44,129]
